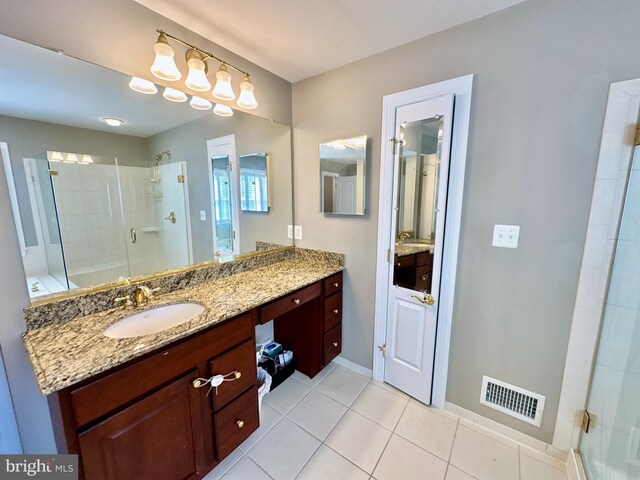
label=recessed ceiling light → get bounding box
[103,117,124,127]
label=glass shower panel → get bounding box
[580,147,640,480]
[157,162,190,271]
[50,159,130,288]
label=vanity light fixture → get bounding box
[237,74,258,109]
[163,87,188,102]
[150,33,182,81]
[49,151,64,162]
[190,95,212,110]
[103,117,125,127]
[129,76,158,94]
[64,153,78,163]
[185,50,211,92]
[326,141,346,150]
[146,29,258,110]
[213,103,233,117]
[80,155,94,164]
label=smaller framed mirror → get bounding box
[320,135,366,215]
[239,152,270,213]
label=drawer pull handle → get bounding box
[192,371,242,395]
[235,371,242,379]
[192,379,202,388]
[333,309,339,314]
[236,420,245,429]
[333,282,340,287]
[293,298,301,305]
[397,263,402,266]
[421,274,429,281]
[332,342,339,347]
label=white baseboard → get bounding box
[332,356,373,378]
[446,402,568,464]
[567,450,586,480]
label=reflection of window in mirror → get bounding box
[319,136,366,215]
[239,152,270,212]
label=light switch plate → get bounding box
[287,225,293,239]
[294,225,303,240]
[200,210,206,221]
[492,224,520,248]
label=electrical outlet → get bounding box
[492,224,520,248]
[294,225,303,240]
[287,225,293,239]
[200,210,206,221]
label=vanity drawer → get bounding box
[415,266,430,291]
[416,251,430,267]
[70,312,254,427]
[323,323,342,365]
[323,272,343,297]
[259,282,321,324]
[323,291,342,332]
[394,254,415,268]
[214,387,259,459]
[208,340,257,411]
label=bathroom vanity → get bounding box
[393,244,434,292]
[22,248,343,480]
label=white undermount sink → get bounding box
[104,303,205,339]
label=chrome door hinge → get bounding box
[390,137,400,155]
[228,162,232,172]
[378,344,387,358]
[635,124,640,146]
[177,174,184,183]
[581,410,597,434]
[386,249,391,262]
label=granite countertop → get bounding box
[23,258,343,396]
[395,242,435,257]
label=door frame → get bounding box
[373,75,474,408]
[206,134,241,257]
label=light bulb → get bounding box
[163,87,188,102]
[129,76,158,94]
[81,155,94,164]
[184,50,211,92]
[190,96,212,110]
[150,33,181,81]
[65,153,78,163]
[49,151,64,162]
[213,103,233,117]
[103,117,124,127]
[237,74,258,109]
[212,64,235,101]
[327,141,346,150]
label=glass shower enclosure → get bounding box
[31,152,191,293]
[579,146,640,479]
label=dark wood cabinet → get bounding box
[48,273,342,480]
[393,251,433,292]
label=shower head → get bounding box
[153,150,172,163]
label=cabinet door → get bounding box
[79,371,204,480]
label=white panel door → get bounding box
[384,94,454,405]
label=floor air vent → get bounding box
[480,376,545,427]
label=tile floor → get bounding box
[204,362,568,480]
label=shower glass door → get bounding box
[580,147,640,480]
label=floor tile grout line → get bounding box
[246,456,276,480]
[320,443,374,478]
[443,418,461,480]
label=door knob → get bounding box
[411,293,435,305]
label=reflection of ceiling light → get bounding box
[184,50,211,92]
[80,155,94,164]
[48,151,64,162]
[212,64,235,101]
[64,153,78,163]
[237,74,258,109]
[162,87,187,102]
[150,33,181,81]
[326,141,346,150]
[190,95,212,110]
[345,136,366,149]
[103,117,124,127]
[213,103,233,117]
[129,76,158,94]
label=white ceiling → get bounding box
[134,0,526,82]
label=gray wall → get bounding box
[0,0,292,453]
[147,113,292,263]
[292,0,640,442]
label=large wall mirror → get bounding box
[0,34,293,301]
[320,135,366,215]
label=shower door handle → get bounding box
[130,228,137,244]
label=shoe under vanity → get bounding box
[22,247,344,480]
